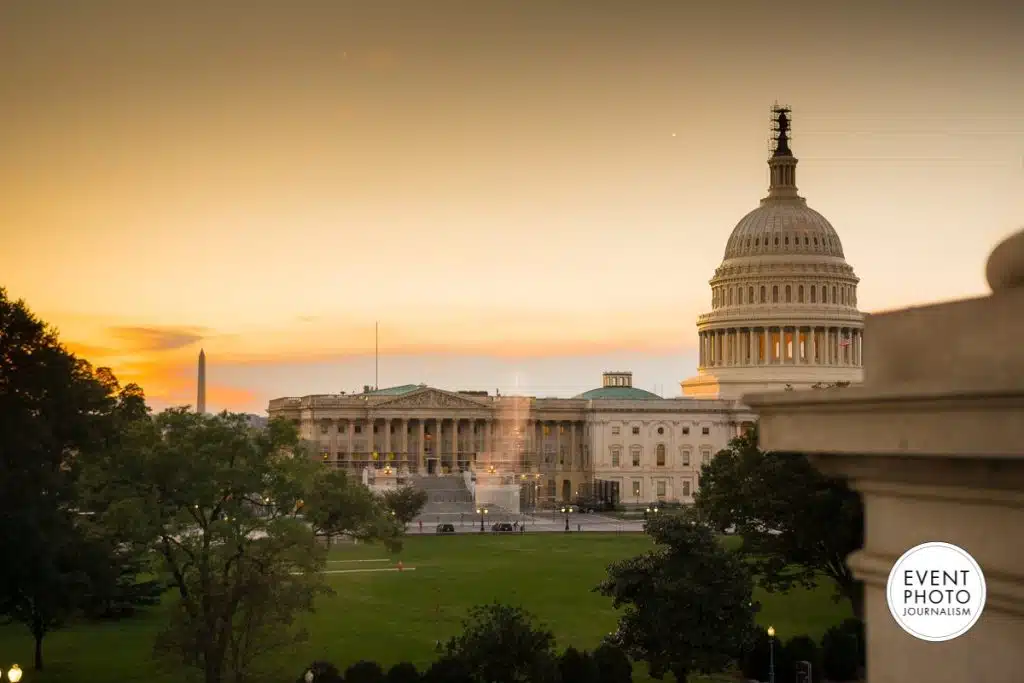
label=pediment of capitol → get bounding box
[375,387,491,411]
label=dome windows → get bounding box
[798,285,804,303]
[760,286,766,303]
[810,286,817,303]
[749,286,755,303]
[785,285,792,303]
[772,286,779,303]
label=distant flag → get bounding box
[839,338,852,347]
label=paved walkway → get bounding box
[409,512,646,534]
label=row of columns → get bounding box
[698,325,863,368]
[319,417,586,475]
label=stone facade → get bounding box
[267,371,756,507]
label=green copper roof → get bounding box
[366,384,423,396]
[574,386,661,400]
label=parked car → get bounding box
[436,523,456,534]
[491,522,515,533]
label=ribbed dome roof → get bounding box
[723,200,845,260]
[574,386,661,400]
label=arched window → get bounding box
[841,288,846,305]
[749,286,754,302]
[738,288,744,304]
[656,444,666,467]
[760,286,766,303]
[727,289,733,305]
[832,286,837,303]
[822,286,828,303]
[798,285,804,303]
[784,235,789,245]
[785,285,792,303]
[772,286,779,303]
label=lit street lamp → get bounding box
[476,507,488,532]
[561,505,574,532]
[767,626,776,683]
[7,665,22,683]
[645,505,659,518]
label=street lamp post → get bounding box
[767,626,776,683]
[477,507,488,532]
[7,664,23,683]
[561,505,574,532]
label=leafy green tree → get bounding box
[81,409,394,683]
[695,424,864,619]
[381,485,429,527]
[596,510,759,682]
[303,467,404,550]
[444,602,560,683]
[0,288,152,670]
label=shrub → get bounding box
[821,625,860,681]
[837,617,865,669]
[558,647,600,683]
[385,661,421,683]
[738,629,772,681]
[592,642,633,683]
[781,635,820,683]
[345,660,385,683]
[421,655,473,683]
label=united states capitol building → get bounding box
[267,107,864,511]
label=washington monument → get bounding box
[197,349,206,414]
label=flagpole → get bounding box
[375,322,379,390]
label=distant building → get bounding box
[268,107,862,506]
[241,414,268,430]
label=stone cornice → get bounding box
[745,385,1024,458]
[697,307,865,327]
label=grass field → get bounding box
[0,533,850,682]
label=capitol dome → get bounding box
[681,106,865,401]
[723,202,845,260]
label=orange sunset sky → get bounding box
[1,1,1022,413]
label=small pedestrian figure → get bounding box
[418,520,423,533]
[521,523,526,533]
[513,521,519,531]
[577,523,581,532]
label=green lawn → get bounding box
[0,533,850,682]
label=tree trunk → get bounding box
[34,631,44,671]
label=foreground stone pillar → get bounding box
[744,229,1024,683]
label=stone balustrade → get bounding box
[744,228,1024,683]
